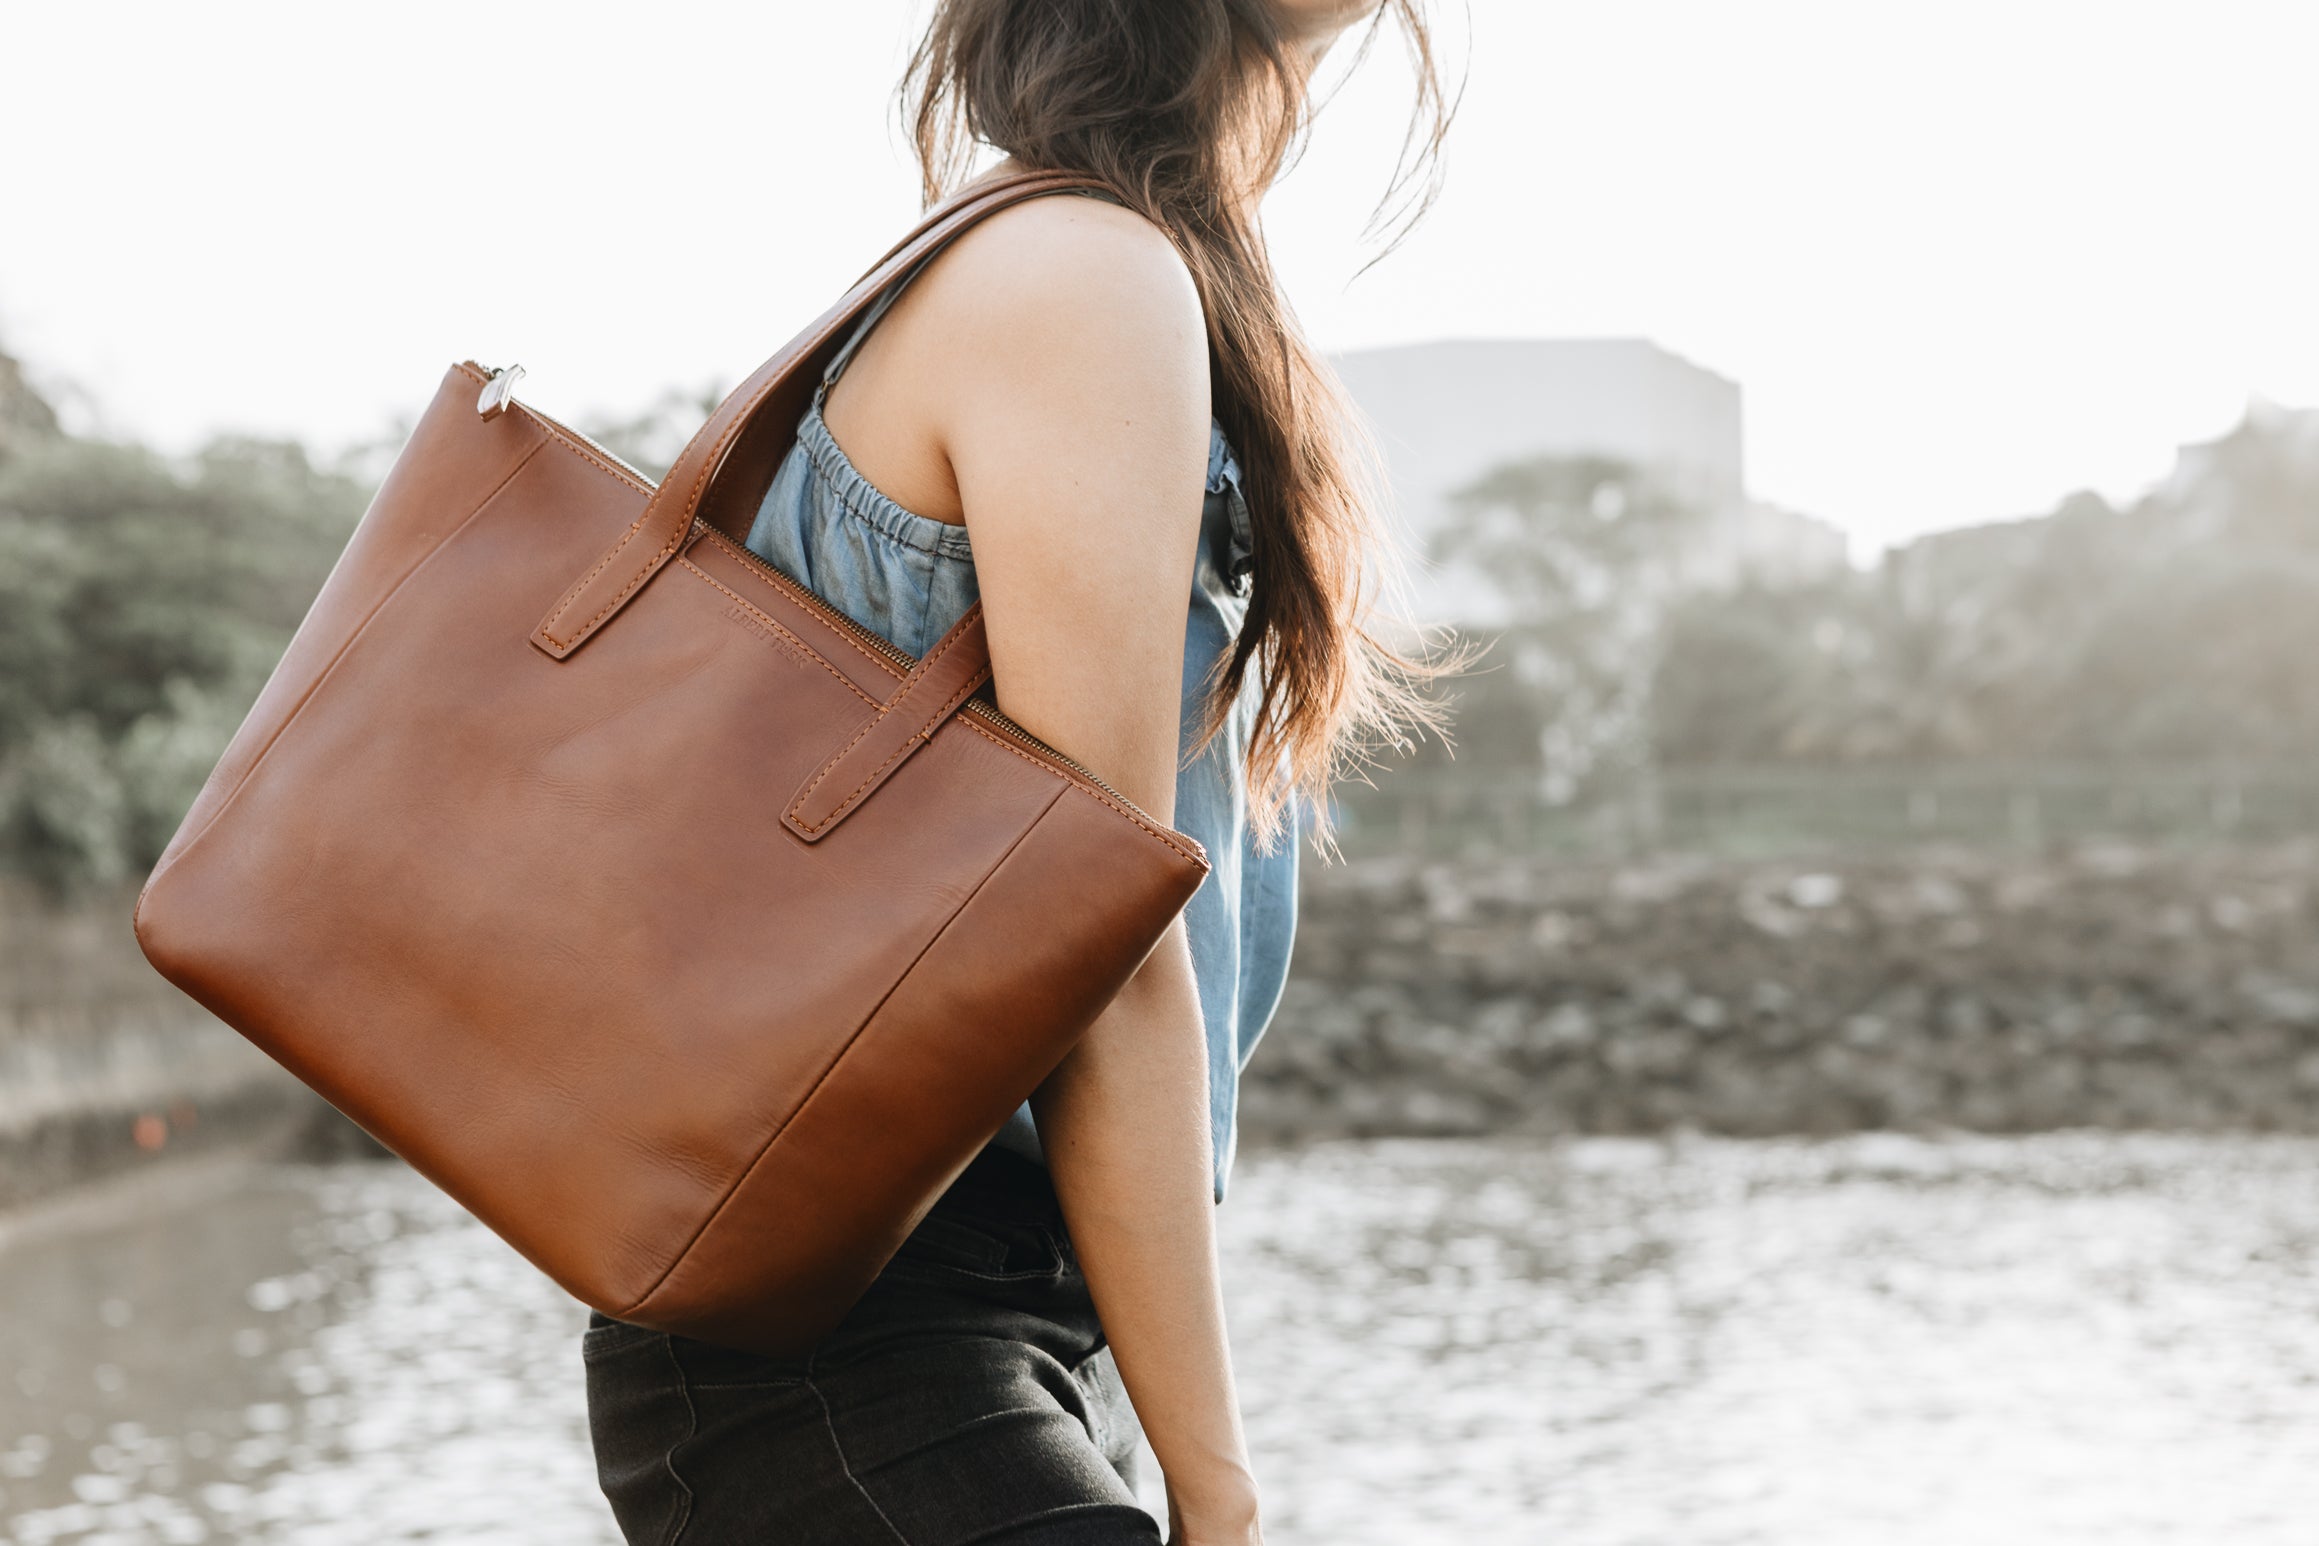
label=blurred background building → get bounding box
[1335,337,1848,623]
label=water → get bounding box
[3,1134,2316,1544]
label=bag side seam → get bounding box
[615,780,1069,1321]
[137,437,550,924]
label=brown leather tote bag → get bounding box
[132,169,1210,1354]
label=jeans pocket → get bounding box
[890,1210,1065,1282]
[665,1332,810,1391]
[583,1309,672,1363]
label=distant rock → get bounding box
[1243,843,2319,1141]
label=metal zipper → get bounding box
[958,700,1154,815]
[496,374,1176,834]
[525,407,660,492]
[478,368,662,492]
[700,519,923,674]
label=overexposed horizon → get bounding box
[6,0,2315,556]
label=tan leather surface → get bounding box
[152,371,549,878]
[134,171,1210,1351]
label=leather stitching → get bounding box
[537,423,651,493]
[537,508,660,644]
[688,527,901,682]
[792,607,976,791]
[785,610,982,829]
[537,521,669,651]
[955,718,1208,867]
[674,560,880,708]
[792,713,895,814]
[789,658,992,835]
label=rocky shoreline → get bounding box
[13,844,2319,1209]
[1242,842,2319,1140]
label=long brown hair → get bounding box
[901,0,1465,852]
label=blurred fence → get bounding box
[1329,762,2319,860]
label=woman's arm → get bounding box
[1033,934,1257,1543]
[919,192,1261,1543]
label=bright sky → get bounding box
[6,1,2314,555]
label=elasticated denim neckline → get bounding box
[796,391,979,563]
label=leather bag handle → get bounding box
[531,167,1118,661]
[782,602,996,842]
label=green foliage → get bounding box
[0,341,698,895]
[5,332,2311,886]
[1,718,129,891]
[0,349,60,460]
[0,411,367,892]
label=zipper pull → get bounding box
[477,364,526,421]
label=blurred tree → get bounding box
[1429,455,1709,833]
[577,382,726,483]
[5,328,2315,885]
[1654,579,1852,763]
[2040,549,2319,758]
[0,406,367,891]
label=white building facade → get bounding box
[1331,338,1847,623]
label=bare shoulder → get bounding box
[940,190,1201,327]
[818,188,1207,529]
[914,192,1209,407]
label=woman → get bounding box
[583,3,1456,1541]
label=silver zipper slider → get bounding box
[477,364,526,421]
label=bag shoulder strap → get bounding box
[531,169,1120,661]
[818,248,938,399]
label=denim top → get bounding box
[743,242,1299,1204]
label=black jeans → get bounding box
[583,1146,1160,1545]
